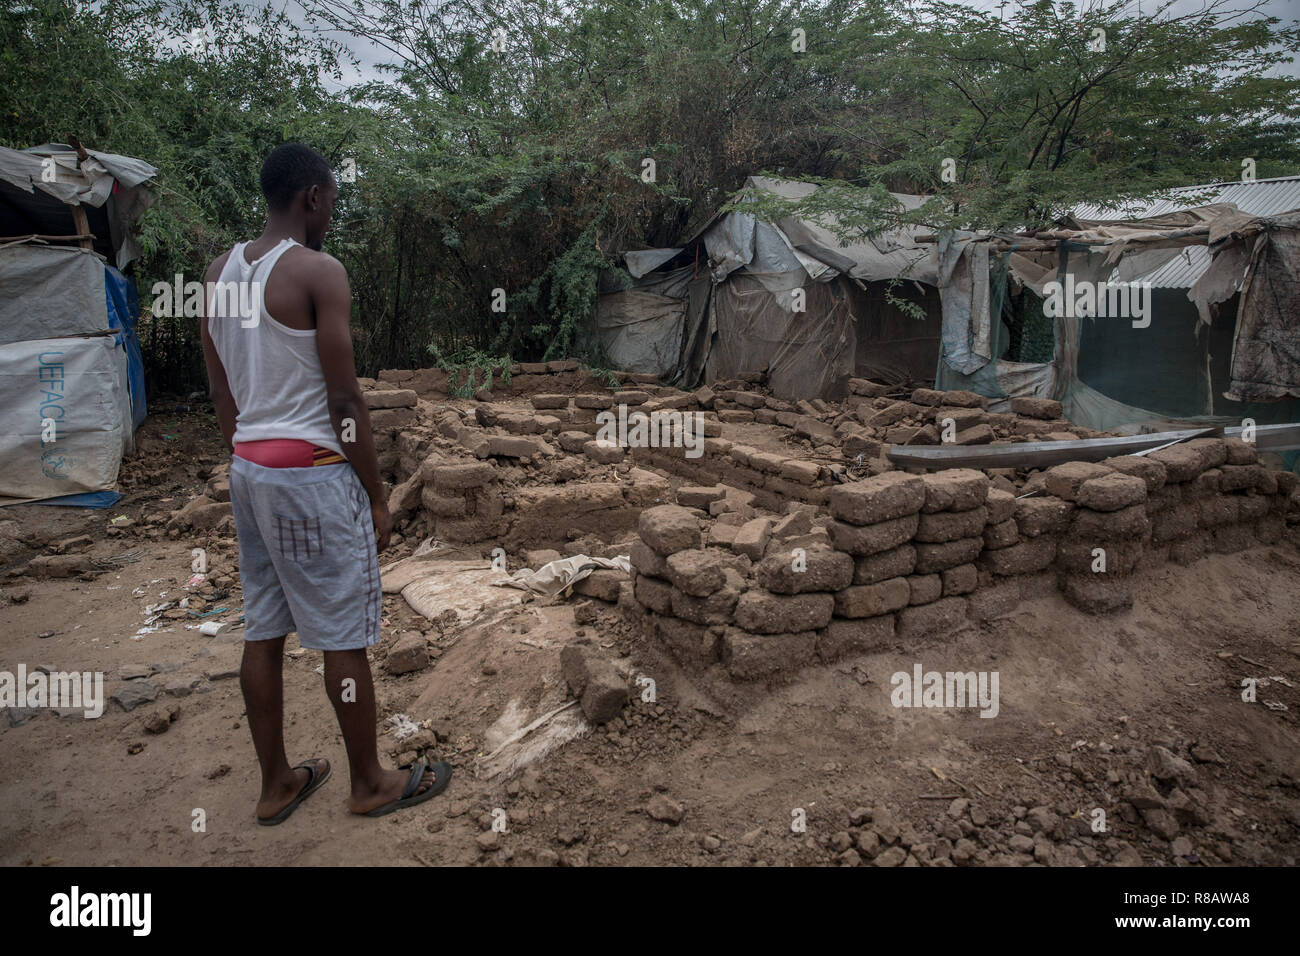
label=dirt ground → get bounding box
[2,406,1299,867]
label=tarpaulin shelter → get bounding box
[594,175,1300,435]
[593,176,942,401]
[0,143,155,506]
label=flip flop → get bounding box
[256,758,332,826]
[359,759,453,818]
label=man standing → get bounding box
[201,143,451,825]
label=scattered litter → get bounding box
[199,621,231,636]
[1264,700,1289,711]
[386,713,421,742]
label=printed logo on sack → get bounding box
[38,351,70,479]
[49,886,151,936]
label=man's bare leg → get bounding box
[240,635,320,819]
[322,648,435,813]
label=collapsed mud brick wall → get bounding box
[620,437,1297,683]
[287,364,1300,687]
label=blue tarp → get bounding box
[105,264,147,430]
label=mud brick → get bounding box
[1211,524,1255,554]
[673,486,723,510]
[941,563,978,596]
[1187,469,1221,497]
[671,581,740,625]
[692,386,716,408]
[722,629,817,681]
[1044,461,1114,501]
[967,580,1020,621]
[1237,494,1270,521]
[1015,496,1074,537]
[1057,540,1143,575]
[941,389,988,409]
[1276,471,1299,495]
[829,513,919,556]
[934,406,987,431]
[1146,484,1182,513]
[771,511,813,540]
[896,597,969,639]
[985,489,1015,524]
[1217,464,1262,493]
[384,634,429,675]
[665,549,727,596]
[546,359,579,372]
[716,409,753,424]
[1101,455,1167,492]
[906,573,942,605]
[915,506,988,543]
[530,394,570,410]
[911,388,944,406]
[734,591,834,634]
[1076,473,1147,512]
[843,431,883,459]
[780,459,822,484]
[1222,438,1258,464]
[954,424,994,445]
[420,486,468,517]
[833,577,910,618]
[732,518,773,560]
[1071,503,1150,539]
[913,536,983,573]
[920,469,990,513]
[983,518,1019,550]
[1009,397,1062,419]
[572,569,623,603]
[369,406,415,430]
[1198,496,1239,528]
[1184,437,1228,470]
[1255,470,1278,495]
[574,393,615,409]
[365,388,418,409]
[818,616,895,662]
[431,462,496,490]
[848,378,892,397]
[978,537,1057,575]
[488,435,548,460]
[1151,505,1200,544]
[557,431,589,453]
[653,616,719,668]
[757,547,853,594]
[753,408,778,425]
[638,505,702,555]
[634,574,674,613]
[629,540,670,579]
[570,407,598,424]
[1060,574,1132,614]
[793,418,837,444]
[1147,444,1208,483]
[829,472,925,525]
[853,544,917,585]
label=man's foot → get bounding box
[348,761,452,816]
[255,757,331,825]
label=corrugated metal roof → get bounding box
[1071,176,1300,288]
[1071,176,1300,222]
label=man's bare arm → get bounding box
[200,255,238,451]
[313,254,390,550]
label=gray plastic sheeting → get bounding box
[0,245,110,346]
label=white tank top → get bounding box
[207,238,341,454]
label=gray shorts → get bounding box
[229,456,381,651]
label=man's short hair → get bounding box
[260,143,334,211]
